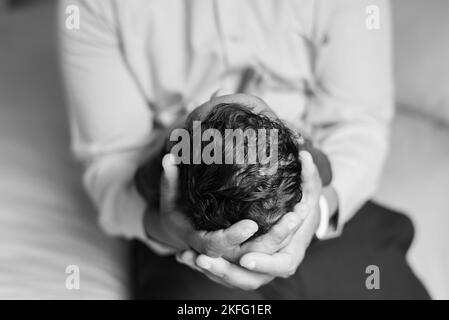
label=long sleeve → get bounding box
[58,0,171,253]
[308,0,394,228]
[58,0,394,244]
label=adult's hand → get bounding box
[144,153,259,255]
[144,151,305,256]
[177,151,322,289]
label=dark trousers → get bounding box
[131,202,430,299]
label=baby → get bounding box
[135,94,331,239]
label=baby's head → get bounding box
[136,94,303,238]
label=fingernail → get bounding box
[176,251,189,263]
[162,153,175,169]
[197,258,210,270]
[243,260,256,270]
[244,227,256,237]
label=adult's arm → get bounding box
[308,0,394,233]
[58,0,174,252]
[58,0,299,259]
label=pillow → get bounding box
[0,3,129,299]
[376,110,449,300]
[393,0,449,125]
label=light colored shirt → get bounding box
[58,0,394,253]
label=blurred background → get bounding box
[0,0,448,299]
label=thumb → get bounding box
[299,151,322,205]
[160,153,179,211]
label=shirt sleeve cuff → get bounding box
[128,186,177,255]
[315,194,343,240]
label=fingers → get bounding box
[299,151,322,204]
[177,250,235,288]
[239,217,306,278]
[239,250,304,278]
[189,219,258,258]
[241,210,304,254]
[299,151,317,187]
[238,201,321,278]
[176,250,202,272]
[238,152,317,256]
[160,153,179,211]
[213,219,259,247]
[292,201,311,222]
[178,252,274,290]
[195,254,274,290]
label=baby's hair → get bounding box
[177,103,302,237]
[135,103,302,238]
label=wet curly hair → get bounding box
[135,103,302,238]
